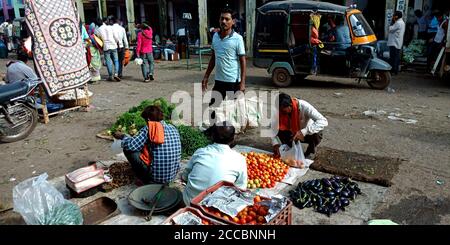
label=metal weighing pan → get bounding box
[128,184,182,214]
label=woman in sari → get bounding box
[88,21,103,82]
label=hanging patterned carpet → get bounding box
[24,0,91,96]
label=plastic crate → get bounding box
[191,181,292,225]
[162,207,226,225]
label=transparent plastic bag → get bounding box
[279,141,306,168]
[13,173,83,225]
[111,139,123,155]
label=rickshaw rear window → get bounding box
[349,13,374,37]
[255,12,287,45]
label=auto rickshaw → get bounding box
[253,0,392,89]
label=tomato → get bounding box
[248,211,257,218]
[246,216,254,222]
[254,196,261,203]
[240,218,247,224]
[245,152,289,189]
[257,216,266,223]
[232,217,240,223]
[214,211,222,217]
[258,206,268,216]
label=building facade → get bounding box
[1,0,24,22]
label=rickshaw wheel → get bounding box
[367,70,391,90]
[272,68,292,87]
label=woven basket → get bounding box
[53,90,92,108]
[60,96,91,108]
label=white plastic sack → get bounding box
[13,173,83,225]
[214,98,247,134]
[245,96,262,128]
[279,141,306,168]
[134,58,143,66]
[111,139,123,155]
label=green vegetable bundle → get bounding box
[108,98,210,159]
[176,125,211,159]
[109,98,177,136]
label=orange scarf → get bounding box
[279,99,300,135]
[140,121,165,166]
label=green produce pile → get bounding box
[108,98,210,159]
[108,98,176,136]
[176,124,211,159]
[402,39,426,64]
[38,202,83,225]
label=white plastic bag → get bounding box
[111,139,123,155]
[13,173,83,225]
[279,141,306,168]
[214,99,247,134]
[134,57,143,66]
[245,96,262,128]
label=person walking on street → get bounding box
[427,12,448,72]
[88,19,103,82]
[136,22,154,82]
[95,17,121,81]
[111,16,129,79]
[201,7,246,104]
[387,11,405,75]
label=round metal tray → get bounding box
[128,184,182,213]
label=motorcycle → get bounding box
[0,78,40,143]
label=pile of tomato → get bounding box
[203,195,270,225]
[243,152,290,189]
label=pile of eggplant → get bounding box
[289,176,362,217]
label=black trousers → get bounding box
[389,46,401,75]
[302,132,323,156]
[208,80,241,123]
[117,48,125,77]
[123,150,152,184]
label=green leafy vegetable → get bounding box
[108,98,209,159]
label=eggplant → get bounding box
[326,208,332,217]
[322,179,332,187]
[331,181,341,190]
[332,206,340,213]
[316,206,324,213]
[317,196,323,207]
[325,191,336,198]
[340,197,350,207]
[330,197,337,206]
[341,191,349,198]
[335,199,342,208]
[300,200,310,209]
[306,201,313,208]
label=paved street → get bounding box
[0,57,449,224]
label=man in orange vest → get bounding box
[272,93,328,160]
[113,106,182,184]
